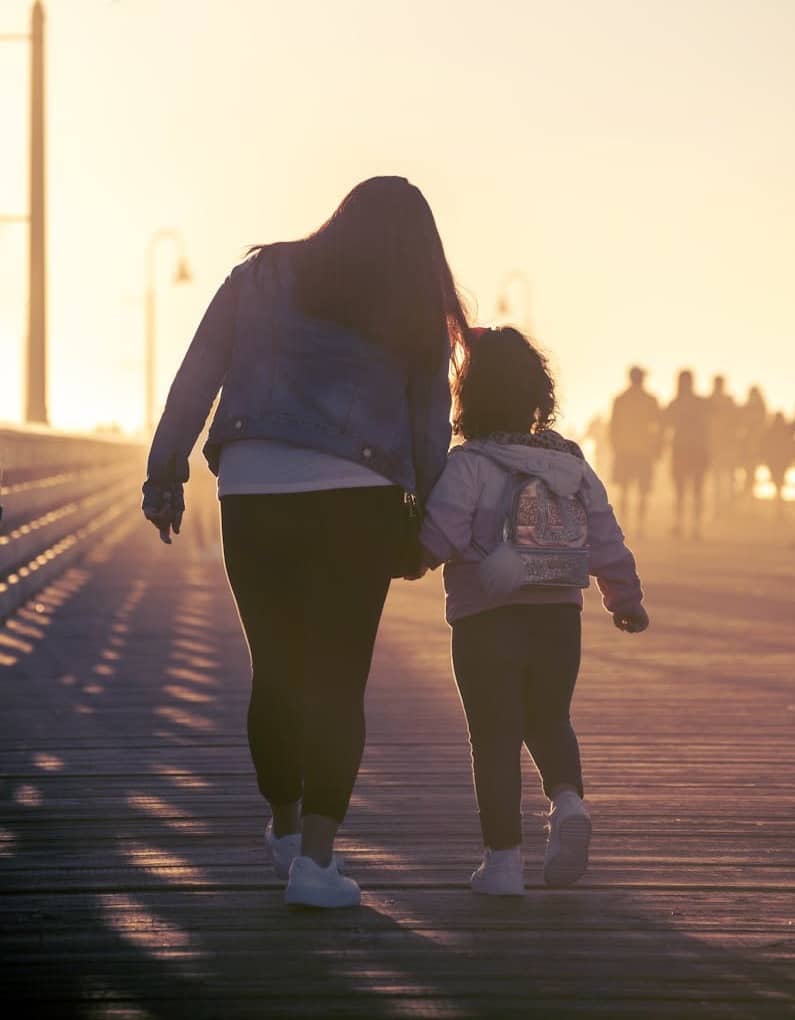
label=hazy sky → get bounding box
[1,0,793,435]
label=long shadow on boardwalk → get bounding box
[1,531,793,1018]
[2,784,793,1020]
[3,887,793,1019]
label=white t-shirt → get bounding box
[217,439,393,497]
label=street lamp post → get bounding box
[1,1,47,424]
[144,230,192,433]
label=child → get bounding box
[420,327,648,893]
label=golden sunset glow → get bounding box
[1,0,794,436]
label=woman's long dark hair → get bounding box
[255,177,469,372]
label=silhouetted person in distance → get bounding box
[608,366,661,536]
[737,385,768,498]
[761,412,794,513]
[584,413,610,479]
[707,374,739,517]
[663,370,710,539]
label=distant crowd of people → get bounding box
[586,368,795,539]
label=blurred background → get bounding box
[1,0,793,521]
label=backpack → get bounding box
[475,459,590,598]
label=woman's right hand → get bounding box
[142,482,185,545]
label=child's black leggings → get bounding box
[451,603,583,850]
[220,487,403,822]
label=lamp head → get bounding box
[174,257,193,284]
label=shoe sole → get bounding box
[470,867,525,896]
[284,889,361,909]
[544,815,591,888]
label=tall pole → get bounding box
[26,1,47,424]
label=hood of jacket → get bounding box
[461,437,587,497]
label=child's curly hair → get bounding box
[452,326,557,439]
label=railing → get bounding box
[0,424,144,621]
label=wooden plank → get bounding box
[1,509,793,1018]
[1,887,791,926]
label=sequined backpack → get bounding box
[477,461,590,597]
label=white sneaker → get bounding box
[265,820,301,881]
[470,846,525,896]
[285,855,361,908]
[544,792,591,888]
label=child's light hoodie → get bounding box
[420,432,643,623]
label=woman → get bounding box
[142,177,469,907]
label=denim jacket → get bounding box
[145,243,452,505]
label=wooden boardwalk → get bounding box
[1,495,793,1018]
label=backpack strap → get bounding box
[454,446,527,553]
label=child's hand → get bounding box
[613,605,649,633]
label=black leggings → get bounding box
[221,487,403,822]
[451,604,583,850]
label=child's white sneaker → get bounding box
[470,846,525,896]
[265,819,301,881]
[544,791,591,888]
[285,855,361,908]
